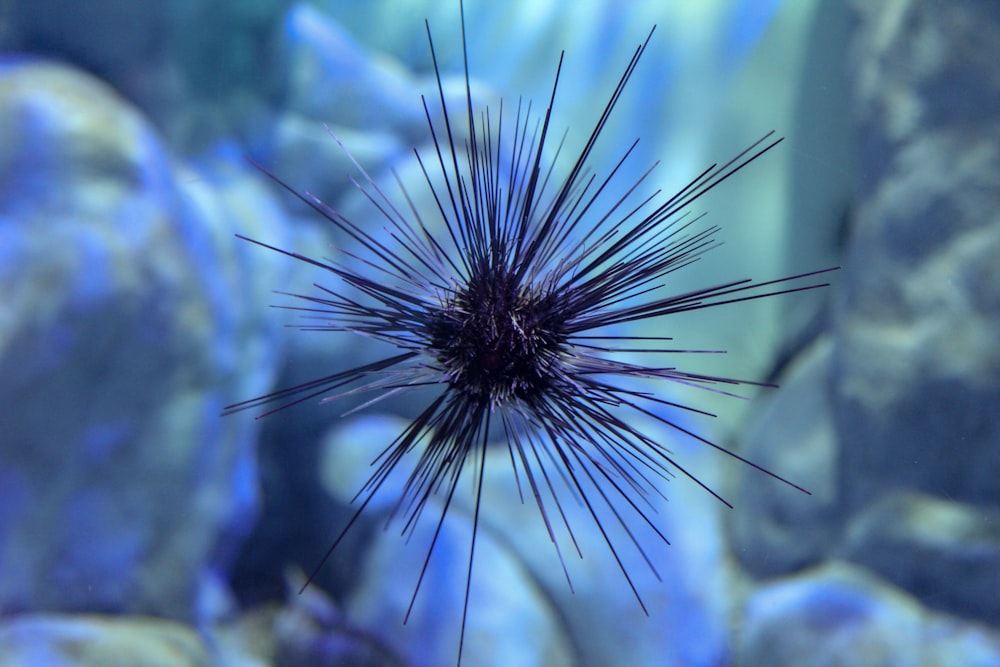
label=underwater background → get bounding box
[1,0,999,665]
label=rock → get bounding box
[319,414,592,665]
[737,562,923,667]
[921,616,1000,667]
[320,414,415,515]
[730,3,1000,661]
[737,561,1000,667]
[281,4,425,139]
[835,0,1000,513]
[730,337,840,578]
[343,492,574,667]
[0,59,290,621]
[841,491,1000,622]
[273,573,410,667]
[253,112,407,212]
[0,614,209,667]
[453,414,731,667]
[317,411,734,666]
[261,3,506,211]
[249,2,433,207]
[847,0,1000,187]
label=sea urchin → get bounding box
[225,4,837,664]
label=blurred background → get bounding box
[1,0,998,665]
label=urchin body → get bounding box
[429,267,562,406]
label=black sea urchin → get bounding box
[225,4,837,665]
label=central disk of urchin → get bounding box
[429,264,566,405]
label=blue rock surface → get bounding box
[729,2,1000,665]
[0,59,290,623]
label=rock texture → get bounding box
[836,0,1000,514]
[0,60,289,621]
[320,412,732,667]
[738,563,1000,667]
[729,1,1000,663]
[0,614,210,667]
[730,338,840,577]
